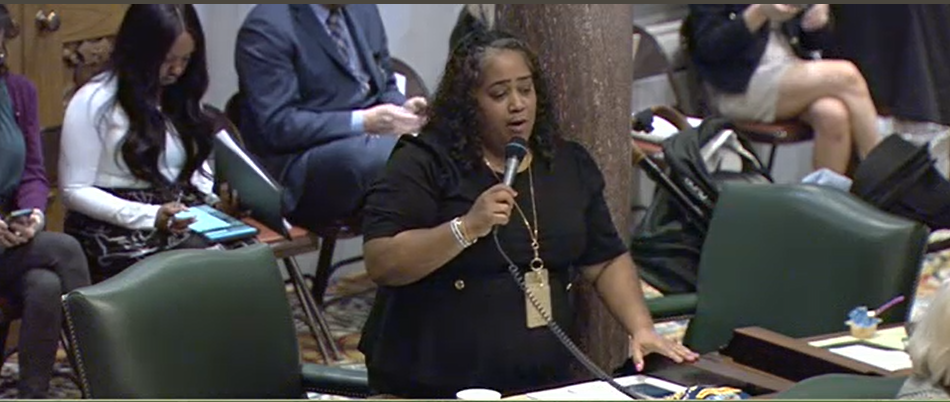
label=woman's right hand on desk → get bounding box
[631,328,700,372]
[155,202,194,234]
[462,184,518,239]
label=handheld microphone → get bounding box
[492,138,529,233]
[502,137,529,187]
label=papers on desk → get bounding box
[522,375,685,400]
[827,344,913,372]
[808,326,912,372]
[808,326,908,351]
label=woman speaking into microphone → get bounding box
[359,29,698,398]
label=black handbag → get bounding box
[851,134,950,232]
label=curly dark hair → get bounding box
[425,28,559,172]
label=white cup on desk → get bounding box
[456,388,502,400]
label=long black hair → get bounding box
[106,4,214,188]
[426,28,559,172]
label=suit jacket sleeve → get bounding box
[235,13,361,154]
[11,75,49,212]
[369,6,408,106]
[687,5,760,64]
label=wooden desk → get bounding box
[721,326,911,382]
[642,352,794,398]
[242,217,319,259]
[499,325,914,400]
[502,353,792,400]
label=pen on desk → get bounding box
[873,295,906,317]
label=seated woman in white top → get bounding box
[60,4,225,283]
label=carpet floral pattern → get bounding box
[5,234,950,398]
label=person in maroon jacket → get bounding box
[0,4,90,398]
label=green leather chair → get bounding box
[647,184,928,354]
[61,244,370,399]
[773,374,907,399]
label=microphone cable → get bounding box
[491,227,642,400]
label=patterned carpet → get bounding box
[4,233,950,398]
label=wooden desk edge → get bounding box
[733,326,912,378]
[241,217,321,258]
[699,352,797,392]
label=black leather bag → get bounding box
[851,134,950,231]
[630,117,772,294]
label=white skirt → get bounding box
[706,27,800,123]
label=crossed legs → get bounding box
[775,60,882,175]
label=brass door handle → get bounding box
[35,10,60,33]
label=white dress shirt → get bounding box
[59,74,216,230]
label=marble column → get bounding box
[496,4,634,376]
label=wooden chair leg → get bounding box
[284,257,343,363]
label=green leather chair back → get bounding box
[773,374,907,399]
[62,245,304,399]
[683,184,928,354]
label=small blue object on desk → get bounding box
[175,205,258,243]
[847,306,881,328]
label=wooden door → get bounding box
[4,5,23,76]
[21,4,128,128]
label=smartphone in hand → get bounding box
[4,209,32,225]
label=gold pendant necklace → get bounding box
[484,158,544,272]
[486,158,552,329]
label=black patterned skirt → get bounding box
[64,186,224,284]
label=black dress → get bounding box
[359,132,627,398]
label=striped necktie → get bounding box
[326,8,370,95]
[326,9,350,66]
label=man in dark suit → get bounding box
[235,4,426,231]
